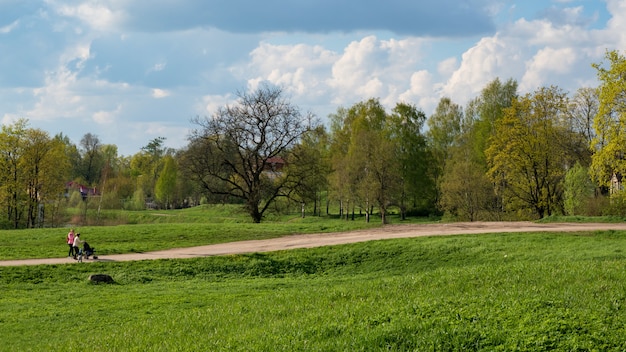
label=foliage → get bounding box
[154,155,178,208]
[0,66,617,226]
[563,162,595,215]
[487,86,571,218]
[467,78,518,166]
[439,148,495,221]
[284,126,331,216]
[0,120,71,229]
[602,191,626,217]
[328,100,433,223]
[590,50,626,191]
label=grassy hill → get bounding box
[1,218,626,350]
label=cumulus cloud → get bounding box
[246,42,337,98]
[520,47,577,92]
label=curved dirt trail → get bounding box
[3,221,626,267]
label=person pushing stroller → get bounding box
[82,241,97,260]
[73,233,97,262]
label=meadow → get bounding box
[1,206,626,350]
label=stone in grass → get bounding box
[89,274,115,284]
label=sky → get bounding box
[1,0,624,156]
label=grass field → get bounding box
[1,206,626,350]
[0,205,386,260]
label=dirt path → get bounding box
[3,221,626,267]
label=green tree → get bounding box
[155,155,178,209]
[79,133,104,185]
[467,78,518,166]
[441,78,517,219]
[328,100,435,223]
[389,102,435,219]
[188,83,315,223]
[590,50,626,190]
[563,162,594,215]
[328,107,355,219]
[23,128,70,227]
[0,120,29,228]
[439,149,494,221]
[427,97,463,164]
[427,97,464,207]
[0,119,70,228]
[486,86,571,218]
[285,126,330,217]
[347,99,399,223]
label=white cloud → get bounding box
[198,94,233,116]
[152,88,170,98]
[247,42,337,98]
[440,34,524,104]
[0,20,19,34]
[149,61,167,73]
[327,36,426,105]
[520,47,577,92]
[50,0,125,32]
[398,70,438,113]
[437,57,458,77]
[93,105,121,124]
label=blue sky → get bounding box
[0,0,623,156]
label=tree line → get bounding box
[1,50,625,227]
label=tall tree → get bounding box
[188,83,315,223]
[346,99,398,223]
[563,162,594,215]
[570,87,599,152]
[469,78,518,166]
[590,50,626,190]
[0,120,70,228]
[426,97,464,206]
[486,86,571,218]
[328,107,355,219]
[565,87,598,167]
[439,147,494,221]
[427,97,463,163]
[285,126,330,217]
[155,155,178,209]
[79,133,103,185]
[389,102,435,219]
[0,119,29,228]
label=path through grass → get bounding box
[2,230,626,350]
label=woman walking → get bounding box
[66,229,75,258]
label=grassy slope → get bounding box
[0,205,386,260]
[2,230,626,351]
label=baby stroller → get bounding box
[82,242,97,260]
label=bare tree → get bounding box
[187,83,316,223]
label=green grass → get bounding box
[537,214,626,223]
[2,230,626,350]
[0,205,386,260]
